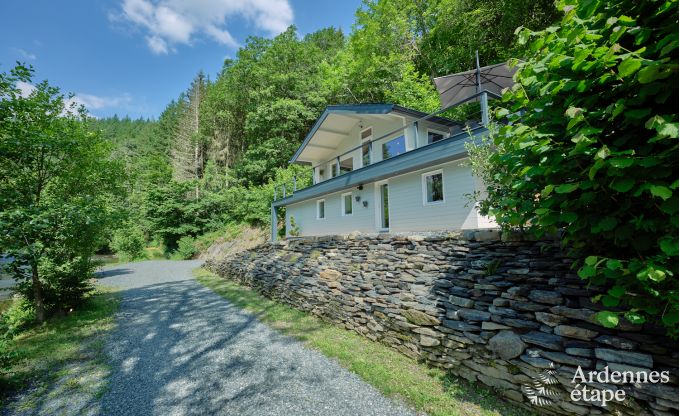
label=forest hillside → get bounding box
[95,0,559,260]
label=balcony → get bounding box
[272,123,487,208]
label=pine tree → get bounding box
[171,72,207,197]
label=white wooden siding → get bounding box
[286,184,377,236]
[286,159,495,237]
[389,160,483,232]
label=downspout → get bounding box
[271,204,278,242]
[476,50,489,126]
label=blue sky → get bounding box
[0,0,362,119]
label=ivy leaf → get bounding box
[602,295,620,307]
[609,286,626,298]
[660,197,679,215]
[565,107,584,118]
[595,146,610,159]
[662,310,679,326]
[578,264,596,279]
[596,311,619,328]
[648,269,666,282]
[609,158,634,168]
[638,65,669,84]
[618,58,641,77]
[658,122,679,138]
[542,184,554,196]
[606,259,622,270]
[659,236,679,256]
[585,256,598,266]
[598,217,617,231]
[555,183,579,193]
[610,177,634,192]
[625,312,646,325]
[650,185,672,200]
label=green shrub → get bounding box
[175,236,197,260]
[472,0,678,335]
[110,226,146,261]
[1,298,34,338]
[288,215,300,237]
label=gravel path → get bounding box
[97,260,415,416]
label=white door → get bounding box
[375,181,390,231]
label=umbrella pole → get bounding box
[475,50,490,126]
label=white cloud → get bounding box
[113,0,293,54]
[15,81,132,114]
[12,48,37,60]
[16,81,36,96]
[72,93,132,110]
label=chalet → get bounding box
[271,60,515,239]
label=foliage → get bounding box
[110,225,147,261]
[0,64,125,321]
[174,236,197,260]
[0,299,35,339]
[471,0,679,335]
[193,223,245,253]
[288,216,300,237]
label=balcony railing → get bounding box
[272,90,492,202]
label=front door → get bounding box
[377,182,389,231]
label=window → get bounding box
[423,170,444,204]
[316,199,325,219]
[342,192,353,216]
[340,156,353,175]
[382,135,406,160]
[427,129,447,144]
[361,127,372,167]
[330,163,338,178]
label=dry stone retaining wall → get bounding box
[206,231,679,415]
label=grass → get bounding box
[195,268,531,416]
[1,288,120,409]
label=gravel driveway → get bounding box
[97,260,415,416]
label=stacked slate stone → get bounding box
[206,230,679,415]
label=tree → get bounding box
[0,64,124,321]
[172,73,208,197]
[471,0,679,335]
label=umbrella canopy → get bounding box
[433,62,517,110]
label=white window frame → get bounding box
[341,192,353,216]
[360,127,373,168]
[422,169,445,206]
[426,128,449,145]
[316,199,326,220]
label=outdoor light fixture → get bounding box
[357,184,363,190]
[362,201,368,208]
[355,196,361,202]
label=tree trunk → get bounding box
[31,263,46,322]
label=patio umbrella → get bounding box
[433,53,518,111]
